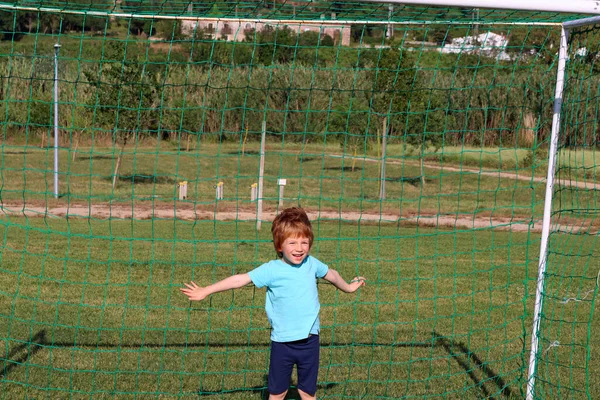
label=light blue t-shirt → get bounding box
[248,255,329,343]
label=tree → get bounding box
[369,48,417,129]
[351,24,376,43]
[330,104,372,164]
[128,18,153,36]
[0,10,29,41]
[429,26,452,45]
[153,20,184,40]
[368,48,442,185]
[63,14,108,33]
[404,108,446,186]
[83,42,161,188]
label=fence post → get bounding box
[277,178,287,208]
[215,182,224,200]
[178,181,188,200]
[379,117,388,200]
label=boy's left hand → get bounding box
[348,276,366,292]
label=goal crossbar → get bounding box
[359,0,600,15]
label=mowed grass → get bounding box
[2,141,599,221]
[0,141,554,219]
[0,217,598,399]
[1,141,599,398]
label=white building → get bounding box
[442,32,510,60]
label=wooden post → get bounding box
[72,131,80,162]
[377,128,381,160]
[112,144,125,190]
[242,123,249,156]
[379,117,388,200]
[257,121,266,230]
[420,144,426,187]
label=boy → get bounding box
[180,207,365,400]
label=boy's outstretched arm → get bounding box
[180,273,252,301]
[323,269,366,293]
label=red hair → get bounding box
[271,207,314,257]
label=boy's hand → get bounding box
[180,281,209,301]
[323,270,366,293]
[348,276,366,292]
[180,274,252,301]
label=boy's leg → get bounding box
[297,388,316,400]
[268,341,294,398]
[269,392,288,400]
[295,335,320,398]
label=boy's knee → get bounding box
[297,388,316,400]
[269,390,288,400]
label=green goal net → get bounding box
[0,1,598,398]
[530,22,600,399]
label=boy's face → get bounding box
[278,235,310,266]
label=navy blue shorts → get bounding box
[268,334,320,396]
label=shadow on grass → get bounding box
[330,177,427,194]
[1,330,46,379]
[101,174,177,185]
[3,330,515,398]
[324,166,360,172]
[432,331,515,398]
[297,156,317,163]
[227,150,259,156]
[386,176,435,187]
[199,375,337,399]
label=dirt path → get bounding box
[328,153,600,190]
[0,201,553,233]
[423,162,600,190]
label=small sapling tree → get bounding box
[84,41,160,189]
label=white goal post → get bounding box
[525,13,600,400]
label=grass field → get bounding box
[0,141,564,218]
[0,216,598,399]
[1,141,599,399]
[1,6,599,398]
[2,140,598,224]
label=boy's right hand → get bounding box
[180,281,208,301]
[180,274,251,302]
